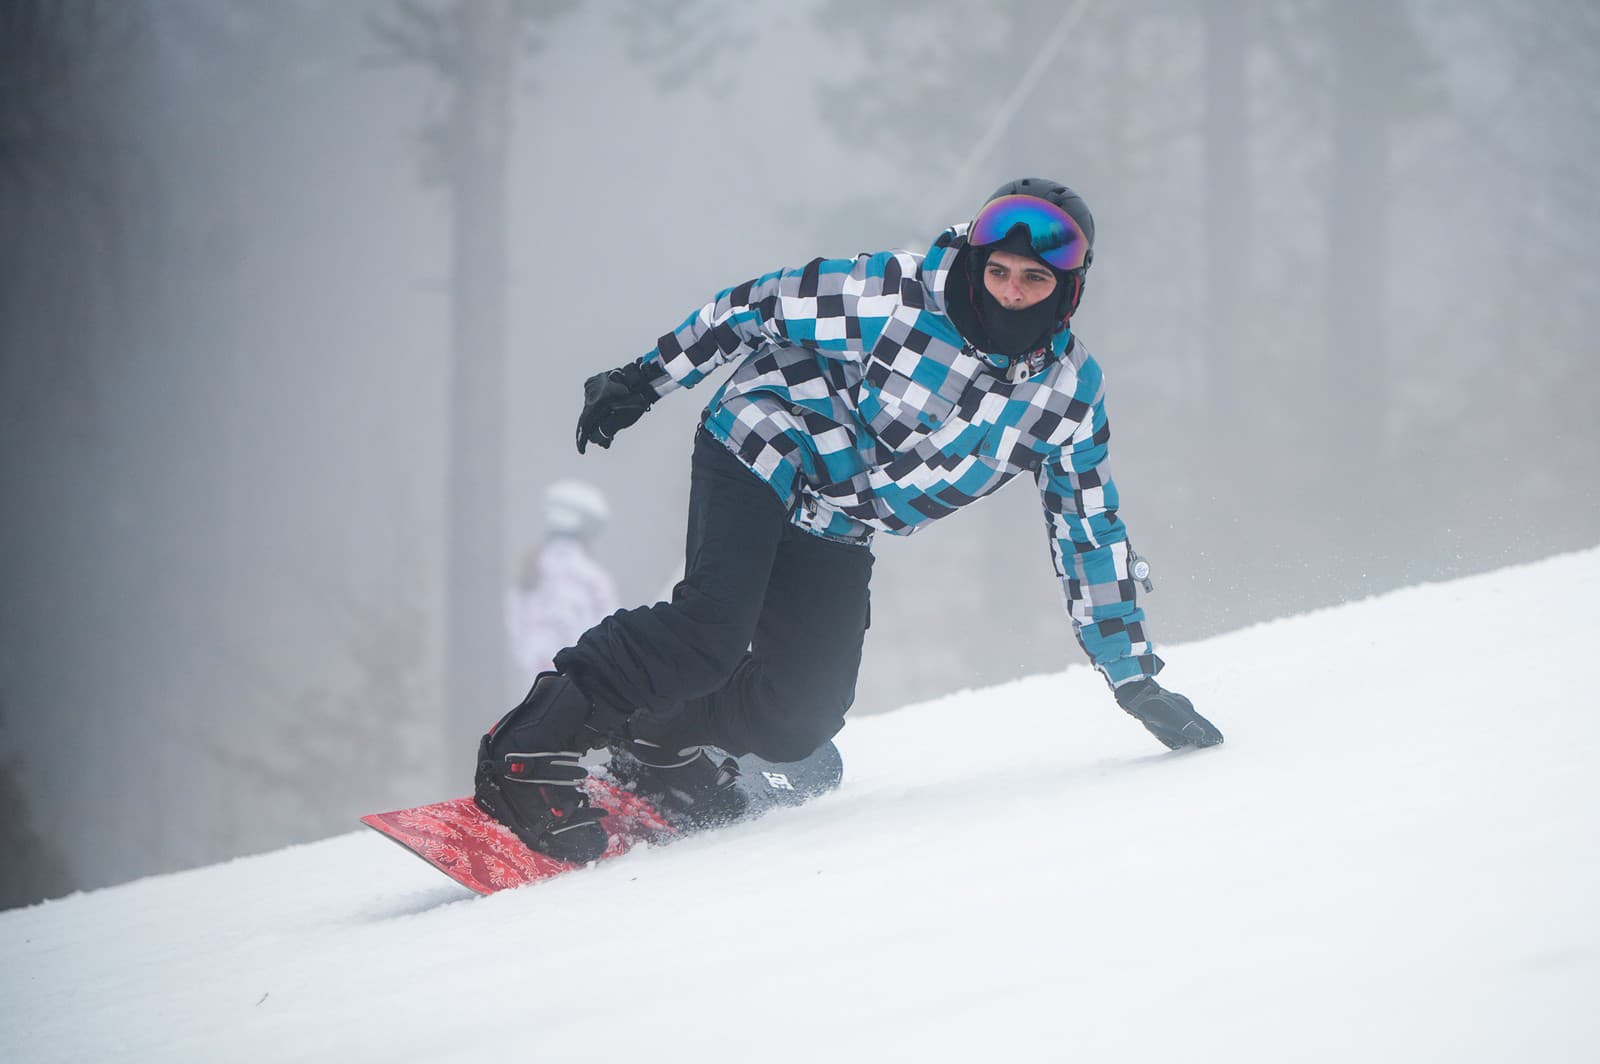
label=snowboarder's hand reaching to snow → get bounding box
[1115,678,1224,750]
[576,362,656,454]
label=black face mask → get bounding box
[975,283,1061,357]
[951,246,1067,358]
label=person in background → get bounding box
[478,178,1224,864]
[505,480,619,681]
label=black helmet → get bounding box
[968,178,1095,322]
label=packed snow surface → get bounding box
[4,549,1598,1063]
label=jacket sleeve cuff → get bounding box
[633,354,672,401]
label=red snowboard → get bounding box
[364,741,842,895]
[361,780,676,895]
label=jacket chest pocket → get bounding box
[862,372,955,434]
[858,347,959,446]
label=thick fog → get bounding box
[3,0,1596,906]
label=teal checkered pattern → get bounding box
[634,225,1162,688]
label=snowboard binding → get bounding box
[605,702,750,828]
[474,673,613,864]
[607,742,749,830]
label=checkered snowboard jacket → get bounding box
[636,223,1162,689]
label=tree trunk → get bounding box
[1318,0,1396,592]
[1204,0,1251,423]
[1325,0,1391,494]
[446,0,515,753]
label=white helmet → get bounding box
[543,479,610,538]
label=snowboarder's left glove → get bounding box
[1115,678,1224,750]
[576,361,656,454]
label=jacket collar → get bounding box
[918,223,968,316]
[921,223,1073,370]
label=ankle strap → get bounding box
[502,751,587,787]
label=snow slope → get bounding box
[4,549,1598,1063]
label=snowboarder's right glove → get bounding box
[576,361,656,454]
[1114,678,1224,750]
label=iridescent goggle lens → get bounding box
[967,194,1090,270]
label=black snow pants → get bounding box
[555,427,873,762]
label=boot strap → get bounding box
[627,738,705,770]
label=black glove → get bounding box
[1114,678,1224,750]
[575,361,656,454]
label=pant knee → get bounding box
[741,688,851,763]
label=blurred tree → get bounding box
[112,0,452,873]
[1242,0,1433,595]
[4,0,453,889]
[1395,0,1600,562]
[371,0,575,753]
[0,0,151,896]
[193,581,434,854]
[1323,0,1424,488]
[612,0,758,95]
[1488,0,1599,502]
[0,0,138,429]
[1202,0,1253,425]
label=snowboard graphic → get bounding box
[362,742,843,895]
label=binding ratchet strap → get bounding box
[503,751,588,787]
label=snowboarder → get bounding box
[476,178,1224,863]
[505,479,619,681]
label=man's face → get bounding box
[981,249,1058,310]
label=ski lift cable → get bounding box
[936,0,1093,224]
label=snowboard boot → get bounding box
[608,707,749,830]
[475,672,621,864]
[1114,678,1224,750]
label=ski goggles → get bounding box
[967,195,1091,271]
